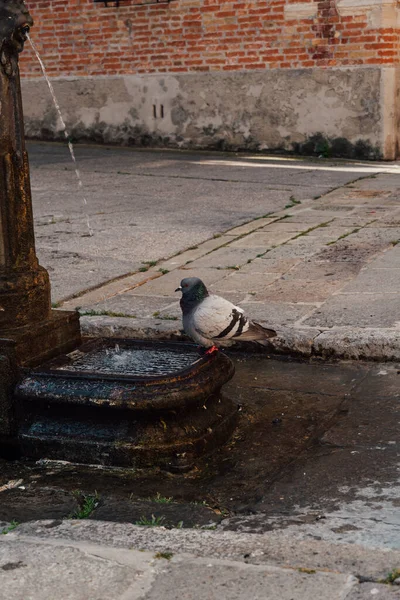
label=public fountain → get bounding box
[0,0,237,470]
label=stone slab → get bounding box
[295,230,352,245]
[143,557,357,600]
[369,245,400,268]
[264,237,329,259]
[0,533,360,600]
[209,272,280,295]
[239,257,302,274]
[257,221,316,233]
[0,538,154,600]
[224,218,277,237]
[80,315,182,340]
[238,301,319,327]
[249,278,348,303]
[61,271,155,311]
[342,268,400,293]
[320,190,392,207]
[129,268,228,296]
[313,328,400,360]
[10,519,400,580]
[159,235,237,270]
[284,260,361,282]
[346,583,400,599]
[187,248,263,269]
[351,173,400,192]
[85,294,178,318]
[304,294,400,328]
[229,230,299,248]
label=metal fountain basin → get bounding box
[15,339,237,471]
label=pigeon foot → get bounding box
[205,345,219,355]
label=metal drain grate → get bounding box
[57,346,201,377]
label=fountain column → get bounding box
[0,1,81,440]
[0,1,50,327]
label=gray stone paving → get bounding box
[29,142,400,359]
[31,145,400,358]
[1,520,399,600]
[29,145,400,360]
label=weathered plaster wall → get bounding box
[20,0,400,158]
[22,67,386,156]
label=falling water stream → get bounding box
[27,35,93,237]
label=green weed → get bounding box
[79,309,136,318]
[2,521,19,534]
[285,196,301,209]
[326,227,361,246]
[154,551,173,560]
[152,492,173,504]
[142,261,157,267]
[379,569,400,584]
[70,492,99,519]
[135,515,166,527]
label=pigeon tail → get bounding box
[237,321,277,341]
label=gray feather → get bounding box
[177,277,277,348]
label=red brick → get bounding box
[20,0,400,78]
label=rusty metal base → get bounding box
[14,339,237,471]
[18,392,237,472]
[0,309,81,367]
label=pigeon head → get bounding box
[176,277,209,313]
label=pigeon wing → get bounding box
[192,295,249,341]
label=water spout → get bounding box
[27,34,93,237]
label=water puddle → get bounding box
[1,354,399,547]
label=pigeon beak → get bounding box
[175,286,182,292]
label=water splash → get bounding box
[57,347,200,377]
[27,35,93,237]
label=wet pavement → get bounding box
[1,353,398,550]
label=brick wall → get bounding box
[19,0,400,158]
[20,0,400,78]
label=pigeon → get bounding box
[175,277,277,352]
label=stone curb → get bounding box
[0,527,360,600]
[7,519,400,581]
[80,315,400,361]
